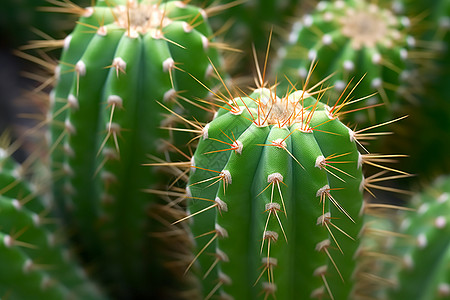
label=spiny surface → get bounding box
[48,0,221,297]
[185,87,369,299]
[0,142,105,300]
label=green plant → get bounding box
[271,0,419,125]
[0,136,105,300]
[389,175,450,300]
[47,0,222,297]
[182,83,400,299]
[3,0,450,299]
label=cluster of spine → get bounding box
[49,0,220,297]
[389,175,450,300]
[0,142,104,300]
[272,0,416,125]
[184,87,380,299]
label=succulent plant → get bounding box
[0,136,105,300]
[4,0,450,299]
[271,0,419,125]
[389,175,450,300]
[181,84,403,299]
[47,0,222,297]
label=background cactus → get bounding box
[47,0,222,298]
[389,175,450,300]
[271,0,421,126]
[183,84,401,299]
[0,135,105,300]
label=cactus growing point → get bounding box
[272,0,419,125]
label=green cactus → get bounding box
[389,175,450,300]
[48,0,221,297]
[181,85,397,299]
[7,0,450,299]
[353,204,409,299]
[0,137,105,300]
[271,0,419,125]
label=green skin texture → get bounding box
[272,0,413,125]
[390,176,450,300]
[49,0,220,297]
[187,88,364,299]
[0,149,105,300]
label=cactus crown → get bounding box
[113,2,171,35]
[338,1,403,49]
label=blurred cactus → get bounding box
[0,135,105,300]
[389,175,450,300]
[271,0,422,126]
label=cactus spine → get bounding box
[48,0,221,297]
[184,85,375,299]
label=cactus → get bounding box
[5,0,450,299]
[271,0,419,125]
[0,136,105,300]
[47,0,222,297]
[388,175,450,300]
[181,84,401,299]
